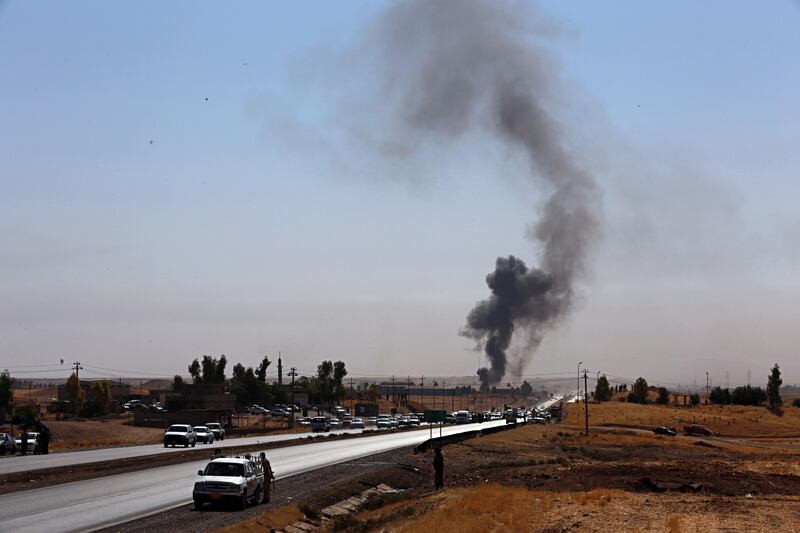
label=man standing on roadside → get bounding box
[20,429,28,456]
[260,452,275,503]
[433,447,444,490]
[39,426,50,455]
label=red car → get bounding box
[683,424,713,436]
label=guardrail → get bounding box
[413,421,522,453]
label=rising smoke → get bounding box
[363,0,600,388]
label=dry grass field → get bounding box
[222,401,800,532]
[320,420,800,531]
[213,503,302,532]
[346,485,800,532]
[563,401,800,437]
[44,418,164,450]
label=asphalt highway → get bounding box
[0,419,511,533]
[0,426,367,476]
[0,396,563,476]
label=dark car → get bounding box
[163,424,197,447]
[652,426,677,436]
[310,416,331,432]
[0,433,18,455]
[683,424,713,436]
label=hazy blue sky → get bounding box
[2,1,799,387]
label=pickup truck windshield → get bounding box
[204,463,244,477]
[167,426,188,432]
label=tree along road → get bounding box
[0,419,509,533]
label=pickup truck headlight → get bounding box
[194,482,205,491]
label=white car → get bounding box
[376,416,391,429]
[0,433,18,455]
[194,426,215,444]
[163,424,196,448]
[193,457,265,510]
[15,432,39,454]
[205,422,225,441]
[350,417,365,429]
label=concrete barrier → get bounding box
[413,422,520,453]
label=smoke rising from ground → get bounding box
[362,0,600,388]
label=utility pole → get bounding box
[289,367,297,428]
[277,353,283,385]
[72,361,83,381]
[705,371,709,405]
[349,377,354,412]
[583,370,589,436]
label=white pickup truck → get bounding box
[193,457,265,510]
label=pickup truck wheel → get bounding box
[253,486,261,505]
[193,500,203,511]
[184,443,189,448]
[239,490,247,510]
[163,443,168,448]
[191,441,196,448]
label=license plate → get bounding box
[210,493,221,500]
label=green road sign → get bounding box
[425,410,447,423]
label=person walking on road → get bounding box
[433,447,444,490]
[20,429,28,456]
[260,452,275,503]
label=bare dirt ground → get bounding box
[0,416,164,451]
[0,413,312,453]
[198,403,800,532]
[564,401,800,438]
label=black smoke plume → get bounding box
[362,0,600,388]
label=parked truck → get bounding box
[193,456,265,510]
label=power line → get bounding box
[82,363,173,377]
